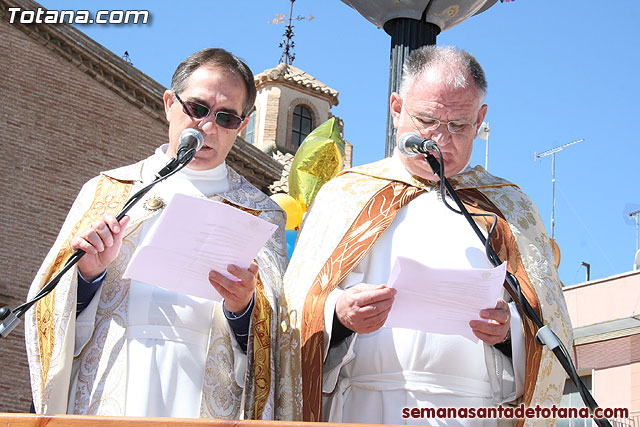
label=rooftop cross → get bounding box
[270,0,314,65]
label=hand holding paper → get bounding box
[208,262,259,314]
[335,283,396,334]
[123,193,277,302]
[384,256,507,342]
[469,298,511,345]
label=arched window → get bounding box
[244,109,256,144]
[291,105,313,148]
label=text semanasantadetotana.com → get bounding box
[402,404,629,420]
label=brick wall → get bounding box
[263,90,281,148]
[0,19,168,412]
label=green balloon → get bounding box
[288,117,345,211]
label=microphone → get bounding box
[156,129,204,178]
[176,128,204,162]
[397,132,438,157]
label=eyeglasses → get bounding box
[407,111,477,135]
[174,93,245,130]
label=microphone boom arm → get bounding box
[0,147,197,339]
[424,152,611,427]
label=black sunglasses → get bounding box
[174,93,244,130]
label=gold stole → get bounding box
[300,181,424,421]
[251,276,272,418]
[35,175,132,395]
[300,181,543,422]
[220,200,273,419]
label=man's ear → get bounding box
[163,90,175,122]
[390,92,403,129]
[236,116,250,134]
[477,104,488,128]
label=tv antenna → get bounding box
[270,0,314,65]
[534,138,584,239]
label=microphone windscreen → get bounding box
[179,128,204,152]
[397,132,422,157]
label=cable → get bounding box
[10,149,196,319]
[424,150,611,427]
[430,146,500,267]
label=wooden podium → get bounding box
[0,414,389,426]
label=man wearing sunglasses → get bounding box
[283,46,571,424]
[25,48,288,420]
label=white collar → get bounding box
[154,144,228,182]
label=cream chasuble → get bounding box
[71,146,233,417]
[25,146,288,420]
[282,153,573,426]
[320,153,525,426]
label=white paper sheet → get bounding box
[384,256,507,342]
[123,193,277,301]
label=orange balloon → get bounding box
[271,193,303,230]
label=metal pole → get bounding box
[383,18,440,157]
[551,152,556,239]
[630,210,640,252]
[477,122,490,170]
[485,131,489,170]
[581,261,591,282]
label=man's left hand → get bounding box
[209,262,258,315]
[469,298,510,345]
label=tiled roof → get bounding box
[255,63,339,107]
[268,151,295,194]
[1,0,284,189]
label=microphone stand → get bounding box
[423,151,611,427]
[0,149,197,339]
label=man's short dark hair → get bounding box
[170,48,257,117]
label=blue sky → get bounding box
[37,0,640,285]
